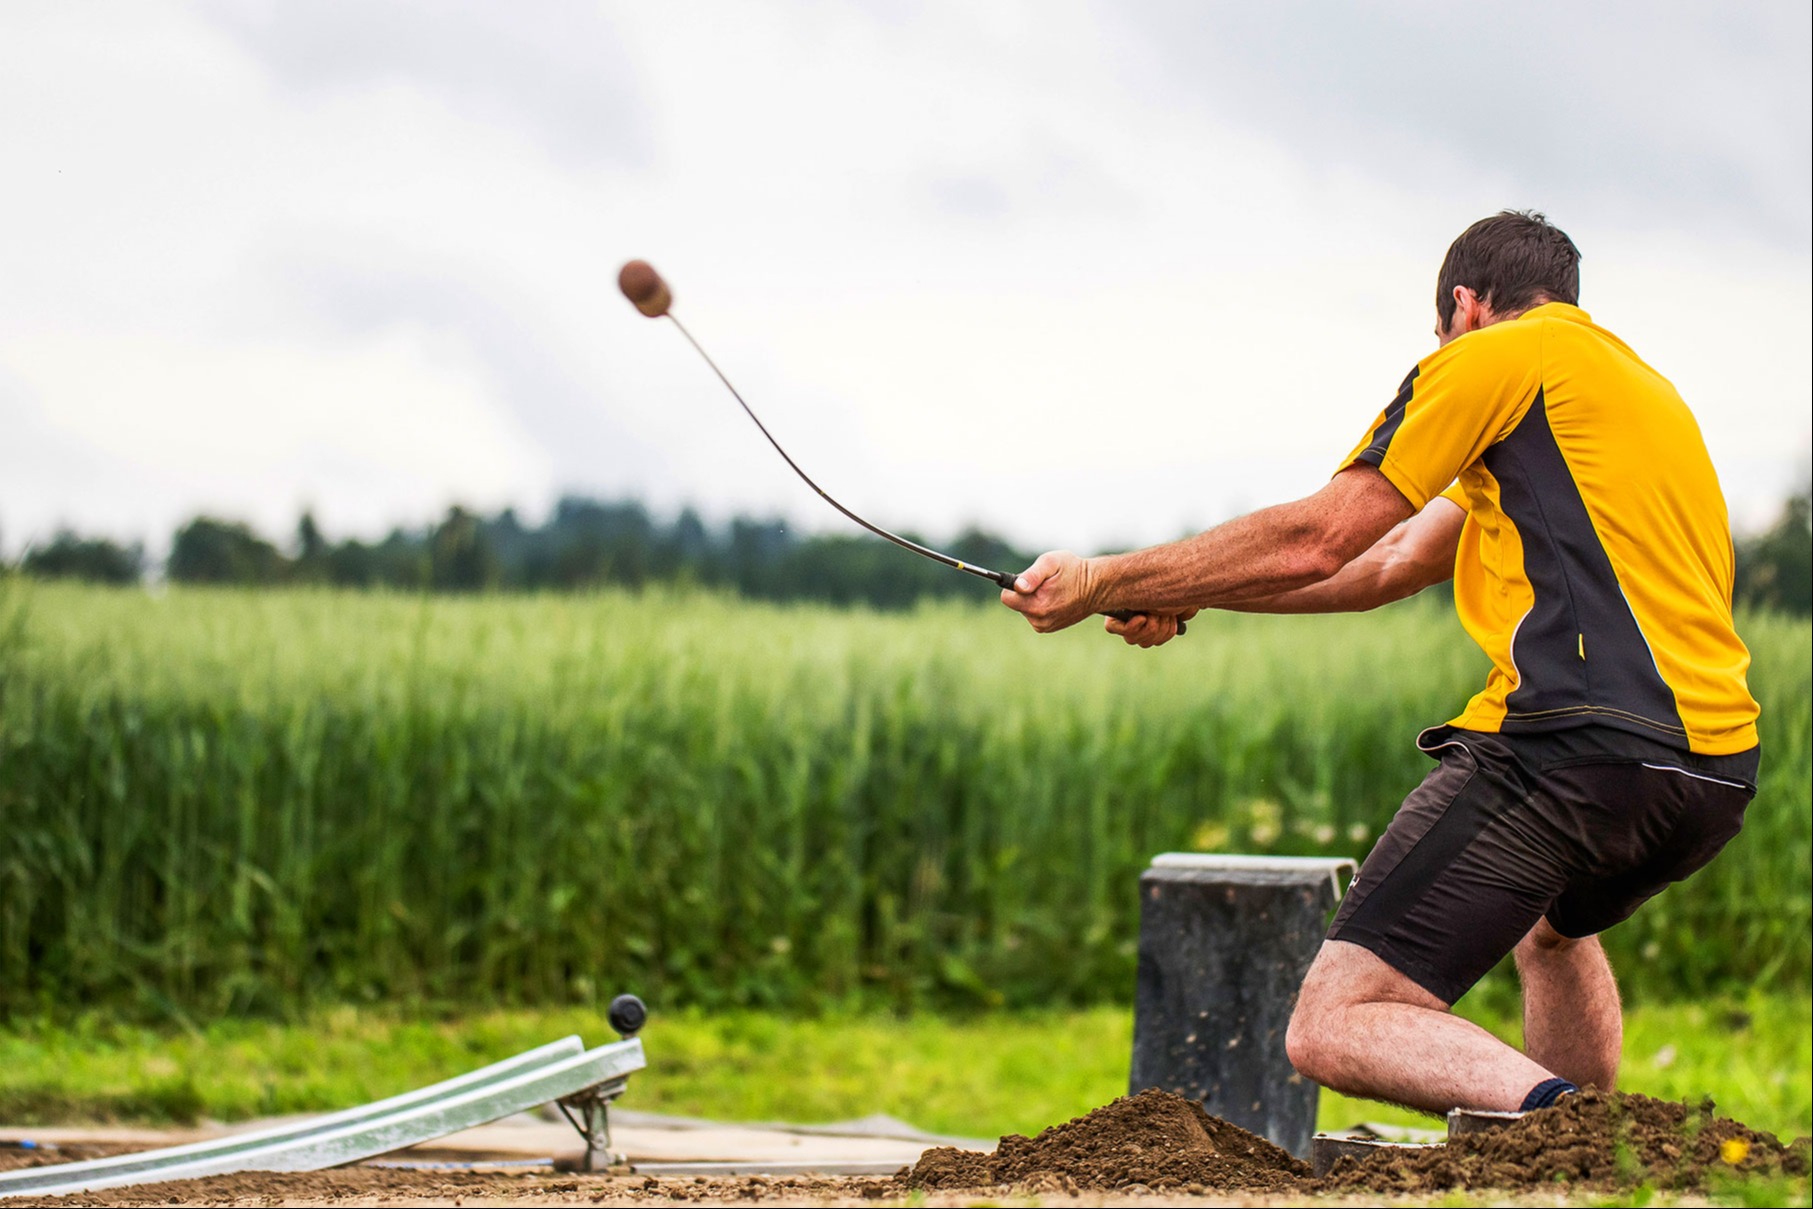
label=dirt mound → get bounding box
[1318,1089,1810,1194]
[910,1087,1307,1193]
[912,1087,1808,1197]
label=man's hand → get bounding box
[1000,551,1102,632]
[1105,608,1199,648]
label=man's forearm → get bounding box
[1221,497,1463,615]
[1221,553,1409,614]
[1090,498,1344,614]
[1001,466,1416,634]
[1082,468,1424,619]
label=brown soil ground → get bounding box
[1316,1088,1809,1195]
[5,1089,1807,1206]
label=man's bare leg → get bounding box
[1286,939,1556,1114]
[1514,918,1621,1090]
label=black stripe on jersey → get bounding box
[1485,389,1687,741]
[1356,366,1419,466]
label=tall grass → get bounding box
[0,580,1805,1018]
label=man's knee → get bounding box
[1285,994,1330,1084]
[1287,940,1456,1087]
[1286,941,1403,1085]
[1287,950,1343,1082]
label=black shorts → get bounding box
[1326,725,1758,1005]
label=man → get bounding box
[1000,211,1760,1116]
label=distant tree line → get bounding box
[11,487,1811,614]
[1734,487,1811,615]
[11,498,1038,612]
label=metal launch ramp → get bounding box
[0,1032,646,1200]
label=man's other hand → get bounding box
[1000,551,1100,633]
[1105,608,1198,648]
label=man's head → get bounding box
[1435,211,1581,346]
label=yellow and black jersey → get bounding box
[1341,302,1759,756]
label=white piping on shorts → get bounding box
[1639,762,1752,791]
[1414,727,1470,759]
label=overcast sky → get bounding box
[3,1,1808,561]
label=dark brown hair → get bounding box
[1436,211,1581,329]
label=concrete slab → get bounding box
[423,1116,932,1166]
[0,1126,217,1149]
[630,1160,909,1177]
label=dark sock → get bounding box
[1520,1077,1579,1113]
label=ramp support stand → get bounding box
[558,1077,630,1171]
[556,994,648,1171]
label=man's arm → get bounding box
[1101,492,1464,646]
[1222,493,1463,613]
[1001,466,1415,633]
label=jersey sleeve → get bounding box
[1337,325,1542,510]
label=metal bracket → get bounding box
[557,1076,631,1171]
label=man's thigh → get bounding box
[1327,735,1572,1004]
[1297,938,1448,1015]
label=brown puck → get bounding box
[618,260,672,317]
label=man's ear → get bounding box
[1450,286,1486,334]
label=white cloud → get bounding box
[0,0,1805,562]
[1114,1,1812,251]
[2,328,548,546]
[202,0,652,165]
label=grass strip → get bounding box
[0,997,1804,1143]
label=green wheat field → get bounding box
[0,580,1806,1020]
